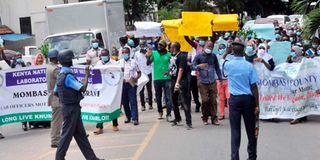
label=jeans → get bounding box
[217,80,230,117]
[198,81,218,122]
[139,74,153,107]
[229,95,257,160]
[154,79,172,116]
[122,83,139,121]
[172,78,192,125]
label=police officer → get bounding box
[54,50,103,160]
[46,49,63,148]
[223,42,260,160]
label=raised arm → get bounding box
[184,36,197,49]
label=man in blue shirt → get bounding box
[223,42,260,160]
[54,50,103,160]
[193,41,222,125]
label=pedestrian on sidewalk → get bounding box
[120,47,141,126]
[223,42,260,160]
[193,41,222,126]
[46,50,63,148]
[94,49,119,134]
[54,50,103,160]
[169,42,192,129]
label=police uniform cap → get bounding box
[58,49,74,63]
[48,49,59,58]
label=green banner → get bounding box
[0,109,121,125]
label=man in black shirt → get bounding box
[169,42,192,129]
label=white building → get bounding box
[0,0,85,46]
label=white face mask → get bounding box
[258,49,265,57]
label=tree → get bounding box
[291,0,320,39]
[123,0,156,27]
[157,1,181,21]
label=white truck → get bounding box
[44,0,126,64]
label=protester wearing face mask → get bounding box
[254,45,275,71]
[94,49,120,134]
[184,36,206,54]
[120,47,141,125]
[287,46,308,125]
[193,41,222,125]
[216,44,230,120]
[146,40,173,121]
[243,42,257,63]
[128,39,137,57]
[306,38,319,58]
[135,40,153,111]
[111,47,119,61]
[86,39,102,65]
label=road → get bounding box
[0,104,320,160]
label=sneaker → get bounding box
[186,124,192,130]
[51,144,58,148]
[0,133,4,139]
[171,119,181,126]
[149,105,153,110]
[158,113,163,120]
[133,120,139,126]
[195,104,201,112]
[212,119,220,126]
[124,118,131,123]
[94,128,103,135]
[166,115,173,122]
[113,126,119,132]
[218,116,225,120]
[203,121,209,125]
[141,106,146,111]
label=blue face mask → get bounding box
[101,56,109,63]
[16,58,24,64]
[245,46,255,57]
[122,54,129,61]
[296,32,301,36]
[204,48,212,54]
[92,42,99,49]
[146,40,152,44]
[199,40,205,46]
[218,48,226,55]
[128,39,135,47]
[291,52,297,58]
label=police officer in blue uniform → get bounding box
[223,42,260,160]
[54,50,103,160]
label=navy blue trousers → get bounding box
[229,95,257,160]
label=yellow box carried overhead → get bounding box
[161,19,192,52]
[212,14,239,31]
[178,12,215,36]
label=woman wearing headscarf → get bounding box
[287,46,304,63]
[33,53,45,65]
[254,44,275,71]
[287,46,307,124]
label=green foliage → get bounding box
[237,29,257,39]
[303,8,320,39]
[291,0,320,39]
[39,42,49,59]
[158,1,181,21]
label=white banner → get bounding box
[134,21,162,38]
[255,57,320,119]
[0,65,123,125]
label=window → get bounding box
[20,17,32,35]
